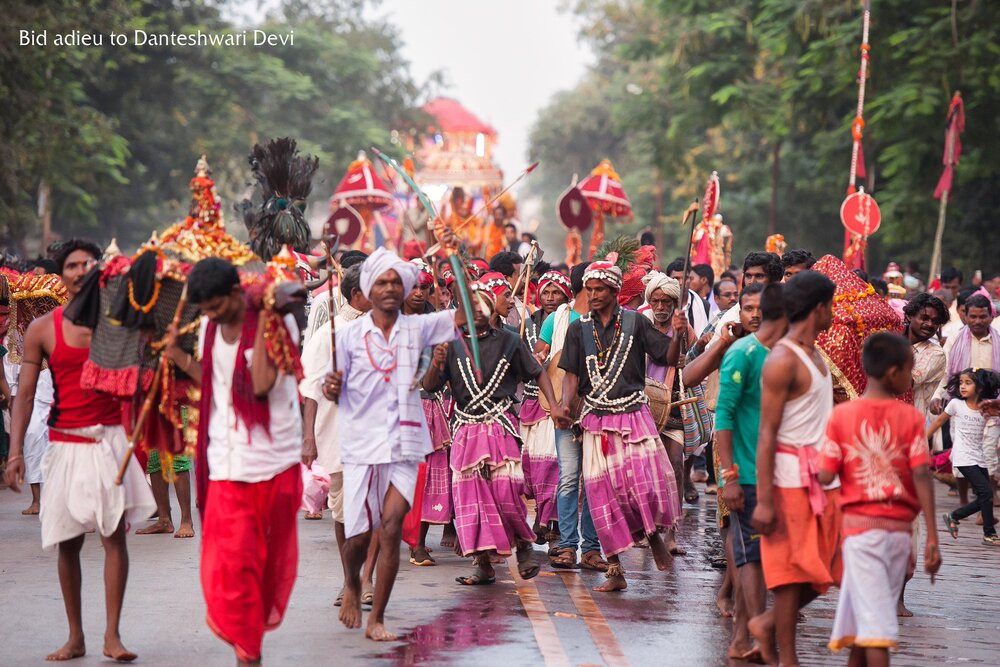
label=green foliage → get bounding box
[529,0,1000,276]
[1,0,427,253]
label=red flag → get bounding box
[856,141,866,179]
[934,92,964,200]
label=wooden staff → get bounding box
[115,283,188,485]
[324,237,342,373]
[518,241,539,339]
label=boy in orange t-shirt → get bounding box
[819,333,941,666]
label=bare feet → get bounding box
[896,600,914,617]
[22,503,40,515]
[339,588,363,629]
[102,636,137,662]
[646,532,672,571]
[593,573,627,593]
[747,613,777,667]
[666,529,686,556]
[174,521,195,539]
[365,621,398,642]
[46,639,85,661]
[135,518,174,535]
[440,523,457,549]
[716,595,734,618]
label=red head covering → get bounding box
[478,271,511,297]
[536,270,572,306]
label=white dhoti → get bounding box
[39,425,155,550]
[23,369,54,485]
[829,529,912,652]
[341,461,418,539]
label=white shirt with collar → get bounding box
[335,310,458,465]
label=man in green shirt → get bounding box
[715,283,787,662]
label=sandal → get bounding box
[409,546,436,566]
[361,590,374,606]
[580,550,609,572]
[334,589,344,607]
[304,511,323,520]
[456,567,496,585]
[943,512,959,539]
[684,488,699,504]
[549,547,579,569]
[516,544,541,580]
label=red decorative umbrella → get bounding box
[329,151,395,251]
[578,159,633,258]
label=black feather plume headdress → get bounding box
[236,137,319,261]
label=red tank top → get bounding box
[48,307,121,429]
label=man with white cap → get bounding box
[322,247,467,642]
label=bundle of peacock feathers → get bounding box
[236,138,319,261]
[592,235,640,272]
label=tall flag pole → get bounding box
[842,0,873,270]
[929,92,965,281]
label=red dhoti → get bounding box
[201,464,301,662]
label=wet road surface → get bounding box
[1,482,996,666]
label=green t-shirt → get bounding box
[715,333,769,485]
[539,308,582,345]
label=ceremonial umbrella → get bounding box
[577,159,633,259]
[327,151,395,251]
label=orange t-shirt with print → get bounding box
[820,398,931,536]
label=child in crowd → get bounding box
[819,333,941,665]
[928,368,1000,545]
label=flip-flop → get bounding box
[334,590,344,607]
[943,512,959,539]
[304,511,323,520]
[456,568,496,585]
[361,591,374,606]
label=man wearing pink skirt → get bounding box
[422,280,564,586]
[555,260,682,592]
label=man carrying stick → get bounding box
[322,247,469,641]
[5,239,155,662]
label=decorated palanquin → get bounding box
[78,155,304,472]
[3,272,68,364]
[813,255,903,400]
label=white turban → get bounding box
[360,247,418,300]
[642,271,681,303]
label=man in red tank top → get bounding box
[5,239,155,663]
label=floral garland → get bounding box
[834,283,876,338]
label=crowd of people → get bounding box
[2,225,1000,667]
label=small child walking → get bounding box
[927,367,1000,545]
[819,333,941,666]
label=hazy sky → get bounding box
[373,0,594,180]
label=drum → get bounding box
[645,378,673,433]
[538,348,583,421]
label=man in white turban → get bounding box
[321,245,467,642]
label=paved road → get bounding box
[1,481,997,666]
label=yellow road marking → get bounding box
[560,572,631,667]
[507,561,571,667]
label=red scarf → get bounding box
[195,305,271,513]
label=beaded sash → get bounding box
[580,310,646,417]
[452,333,521,439]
